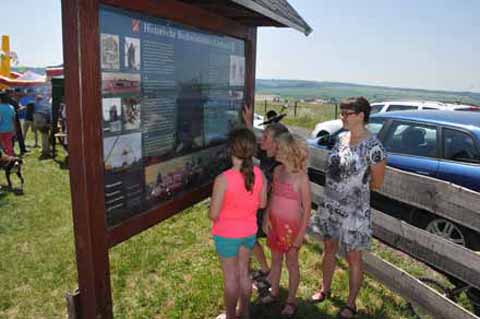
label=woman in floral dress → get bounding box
[310,97,387,318]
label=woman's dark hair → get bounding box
[229,127,257,192]
[340,96,371,123]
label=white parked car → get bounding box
[310,100,480,138]
[370,100,479,114]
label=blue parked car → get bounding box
[370,111,480,192]
[308,110,480,250]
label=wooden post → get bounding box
[294,101,298,117]
[66,289,81,319]
[62,0,113,318]
[245,28,257,123]
[264,99,267,114]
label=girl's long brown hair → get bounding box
[229,128,257,192]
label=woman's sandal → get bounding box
[311,289,330,303]
[281,302,297,318]
[336,305,357,319]
[258,291,279,305]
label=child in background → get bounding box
[261,132,311,318]
[209,128,267,319]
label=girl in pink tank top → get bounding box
[261,132,311,317]
[209,128,267,319]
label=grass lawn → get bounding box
[1,137,468,319]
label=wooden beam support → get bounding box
[62,0,112,318]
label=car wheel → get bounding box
[425,218,467,247]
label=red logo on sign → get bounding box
[132,20,141,32]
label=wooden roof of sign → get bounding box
[178,0,312,35]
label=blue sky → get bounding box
[1,0,479,92]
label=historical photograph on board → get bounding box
[102,97,122,133]
[122,96,141,131]
[124,37,141,71]
[144,145,229,202]
[101,33,120,70]
[229,55,245,86]
[102,72,141,95]
[103,132,142,172]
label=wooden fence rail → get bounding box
[363,253,479,319]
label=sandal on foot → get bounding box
[258,291,279,305]
[311,289,330,303]
[281,302,297,318]
[215,313,241,319]
[336,305,357,319]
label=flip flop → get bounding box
[336,305,357,319]
[311,289,330,303]
[281,302,297,318]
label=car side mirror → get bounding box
[317,135,335,149]
[326,136,336,149]
[317,135,330,146]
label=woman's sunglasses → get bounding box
[340,110,357,117]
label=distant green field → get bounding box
[254,100,337,131]
[256,79,480,106]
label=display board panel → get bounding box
[99,6,245,226]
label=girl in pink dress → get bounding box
[262,132,311,317]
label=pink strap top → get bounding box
[269,177,302,221]
[212,166,263,238]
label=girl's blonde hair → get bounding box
[275,132,309,172]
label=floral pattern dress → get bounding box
[310,131,386,254]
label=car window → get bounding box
[423,107,439,110]
[386,105,419,112]
[443,129,480,163]
[367,118,385,135]
[371,104,384,114]
[384,122,438,157]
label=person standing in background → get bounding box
[33,95,52,158]
[23,101,38,147]
[5,91,27,155]
[0,92,16,155]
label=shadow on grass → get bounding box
[251,287,334,319]
[0,184,24,196]
[54,158,69,170]
[301,239,413,319]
